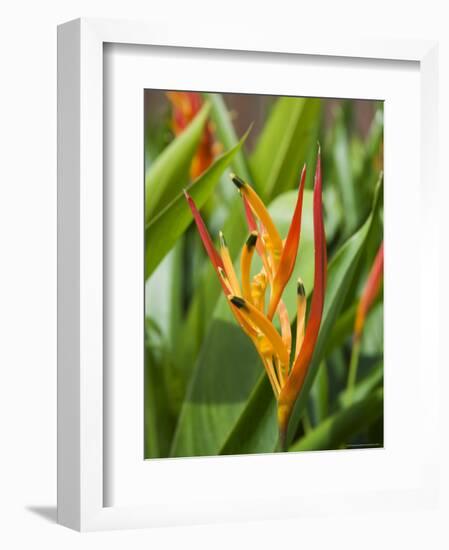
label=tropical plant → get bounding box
[144,91,384,457]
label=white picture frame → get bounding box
[57,17,439,531]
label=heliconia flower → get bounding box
[166,91,220,179]
[354,242,384,341]
[184,147,327,450]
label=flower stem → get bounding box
[277,427,288,452]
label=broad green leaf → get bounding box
[215,178,383,454]
[169,320,263,457]
[220,375,277,455]
[206,93,252,181]
[249,97,321,200]
[289,388,383,452]
[145,241,183,345]
[168,198,249,407]
[145,133,247,278]
[145,241,188,425]
[145,102,210,223]
[309,361,329,426]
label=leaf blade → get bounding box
[206,93,252,181]
[145,102,211,223]
[290,388,383,452]
[145,133,247,278]
[169,320,263,457]
[249,97,321,200]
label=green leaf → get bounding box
[332,107,360,236]
[323,282,382,360]
[206,93,252,181]
[145,241,188,424]
[145,241,183,345]
[339,362,383,408]
[323,304,356,355]
[144,321,178,458]
[169,320,263,457]
[145,102,210,223]
[289,388,383,452]
[220,375,277,455]
[167,198,249,411]
[331,104,383,240]
[145,132,247,278]
[361,300,383,356]
[249,97,321,200]
[309,361,330,426]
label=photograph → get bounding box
[144,90,384,458]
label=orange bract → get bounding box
[354,242,384,340]
[184,146,327,443]
[166,91,218,179]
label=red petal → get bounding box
[184,190,230,295]
[278,149,327,427]
[243,196,258,232]
[354,241,384,338]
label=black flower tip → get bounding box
[230,173,245,189]
[230,296,246,309]
[246,231,258,250]
[297,279,306,296]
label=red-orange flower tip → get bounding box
[267,164,306,320]
[184,190,224,274]
[354,242,384,340]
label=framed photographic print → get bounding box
[57,18,440,530]
[142,89,384,459]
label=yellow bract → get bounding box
[185,149,326,449]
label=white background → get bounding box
[0,1,448,548]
